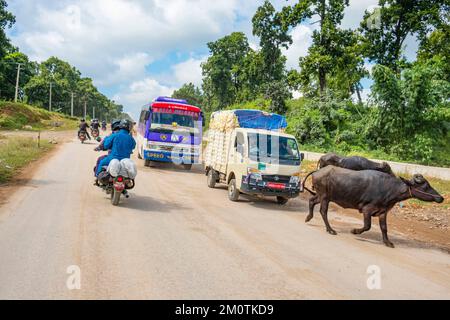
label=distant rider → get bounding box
[101,120,107,131]
[95,120,136,177]
[94,120,121,176]
[91,119,100,131]
[78,119,91,140]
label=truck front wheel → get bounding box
[207,170,217,188]
[228,178,240,202]
[277,197,289,205]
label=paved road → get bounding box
[0,138,449,299]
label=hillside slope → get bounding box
[0,101,79,131]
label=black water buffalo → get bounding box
[318,153,395,176]
[303,166,444,248]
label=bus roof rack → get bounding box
[154,97,188,104]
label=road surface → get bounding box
[0,138,449,299]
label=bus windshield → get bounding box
[247,133,300,164]
[151,112,196,128]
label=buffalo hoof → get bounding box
[305,215,313,223]
[351,229,367,235]
[327,229,338,236]
[384,241,395,248]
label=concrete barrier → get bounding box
[302,151,450,180]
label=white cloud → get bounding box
[172,57,206,87]
[283,25,314,70]
[352,88,371,103]
[365,62,375,75]
[342,0,379,29]
[113,78,177,119]
[100,53,153,86]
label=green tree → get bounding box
[24,57,80,111]
[0,52,38,100]
[0,0,15,59]
[252,0,292,82]
[280,0,364,97]
[368,61,450,162]
[360,0,448,73]
[417,25,450,81]
[201,32,251,110]
[172,83,204,107]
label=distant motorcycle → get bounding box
[91,128,100,139]
[78,131,87,144]
[97,159,137,206]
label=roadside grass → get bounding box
[300,160,450,209]
[0,101,79,131]
[0,136,53,184]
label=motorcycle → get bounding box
[98,172,135,206]
[78,131,87,144]
[91,128,100,139]
[96,159,137,206]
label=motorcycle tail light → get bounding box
[117,176,124,183]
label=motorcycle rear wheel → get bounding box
[111,189,121,206]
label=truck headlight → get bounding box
[290,176,300,185]
[248,168,263,181]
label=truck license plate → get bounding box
[267,183,286,190]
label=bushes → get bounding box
[367,60,450,165]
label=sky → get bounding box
[5,0,418,119]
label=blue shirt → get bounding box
[103,129,136,160]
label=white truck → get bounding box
[204,110,304,205]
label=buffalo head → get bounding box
[400,174,444,203]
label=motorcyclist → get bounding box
[94,120,121,179]
[78,119,91,140]
[95,119,136,177]
[130,122,137,137]
[101,120,107,131]
[91,119,100,131]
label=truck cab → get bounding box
[205,110,303,205]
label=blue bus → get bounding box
[137,97,203,170]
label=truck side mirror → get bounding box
[201,112,205,127]
[300,153,305,161]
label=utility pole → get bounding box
[93,106,96,119]
[70,92,74,117]
[84,100,87,119]
[49,83,53,112]
[14,63,21,102]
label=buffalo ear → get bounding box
[413,174,426,184]
[400,177,413,186]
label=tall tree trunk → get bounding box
[319,68,327,95]
[319,0,327,96]
[355,84,363,104]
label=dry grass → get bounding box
[0,136,53,184]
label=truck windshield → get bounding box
[152,112,196,128]
[247,133,300,164]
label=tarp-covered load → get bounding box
[209,110,287,132]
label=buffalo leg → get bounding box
[379,213,394,248]
[306,195,320,223]
[352,212,372,235]
[320,199,337,235]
